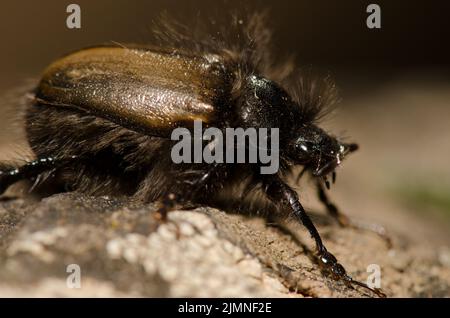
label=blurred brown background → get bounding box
[1,0,449,90]
[0,0,449,244]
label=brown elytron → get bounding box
[36,46,229,135]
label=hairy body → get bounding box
[0,13,384,296]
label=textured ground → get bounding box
[0,79,449,297]
[0,192,449,297]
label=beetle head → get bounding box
[290,125,358,180]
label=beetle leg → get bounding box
[316,180,392,248]
[0,156,77,195]
[264,175,324,251]
[153,163,226,238]
[176,163,226,200]
[263,174,385,297]
[153,192,193,239]
[190,163,224,196]
[154,192,200,220]
[154,192,177,222]
[316,180,351,227]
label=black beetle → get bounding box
[0,13,385,297]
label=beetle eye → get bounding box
[298,144,308,152]
[296,141,314,152]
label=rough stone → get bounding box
[0,192,448,297]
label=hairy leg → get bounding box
[263,174,386,297]
[155,162,228,213]
[151,162,229,237]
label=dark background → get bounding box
[0,0,449,91]
[0,1,449,242]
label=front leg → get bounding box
[263,174,386,297]
[316,179,351,227]
[316,179,392,248]
[153,163,227,237]
[154,162,227,219]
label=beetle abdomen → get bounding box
[35,46,232,136]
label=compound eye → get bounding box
[296,143,307,152]
[296,140,314,153]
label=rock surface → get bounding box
[0,193,449,297]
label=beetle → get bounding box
[0,13,385,296]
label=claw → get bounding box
[318,249,386,298]
[349,279,387,298]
